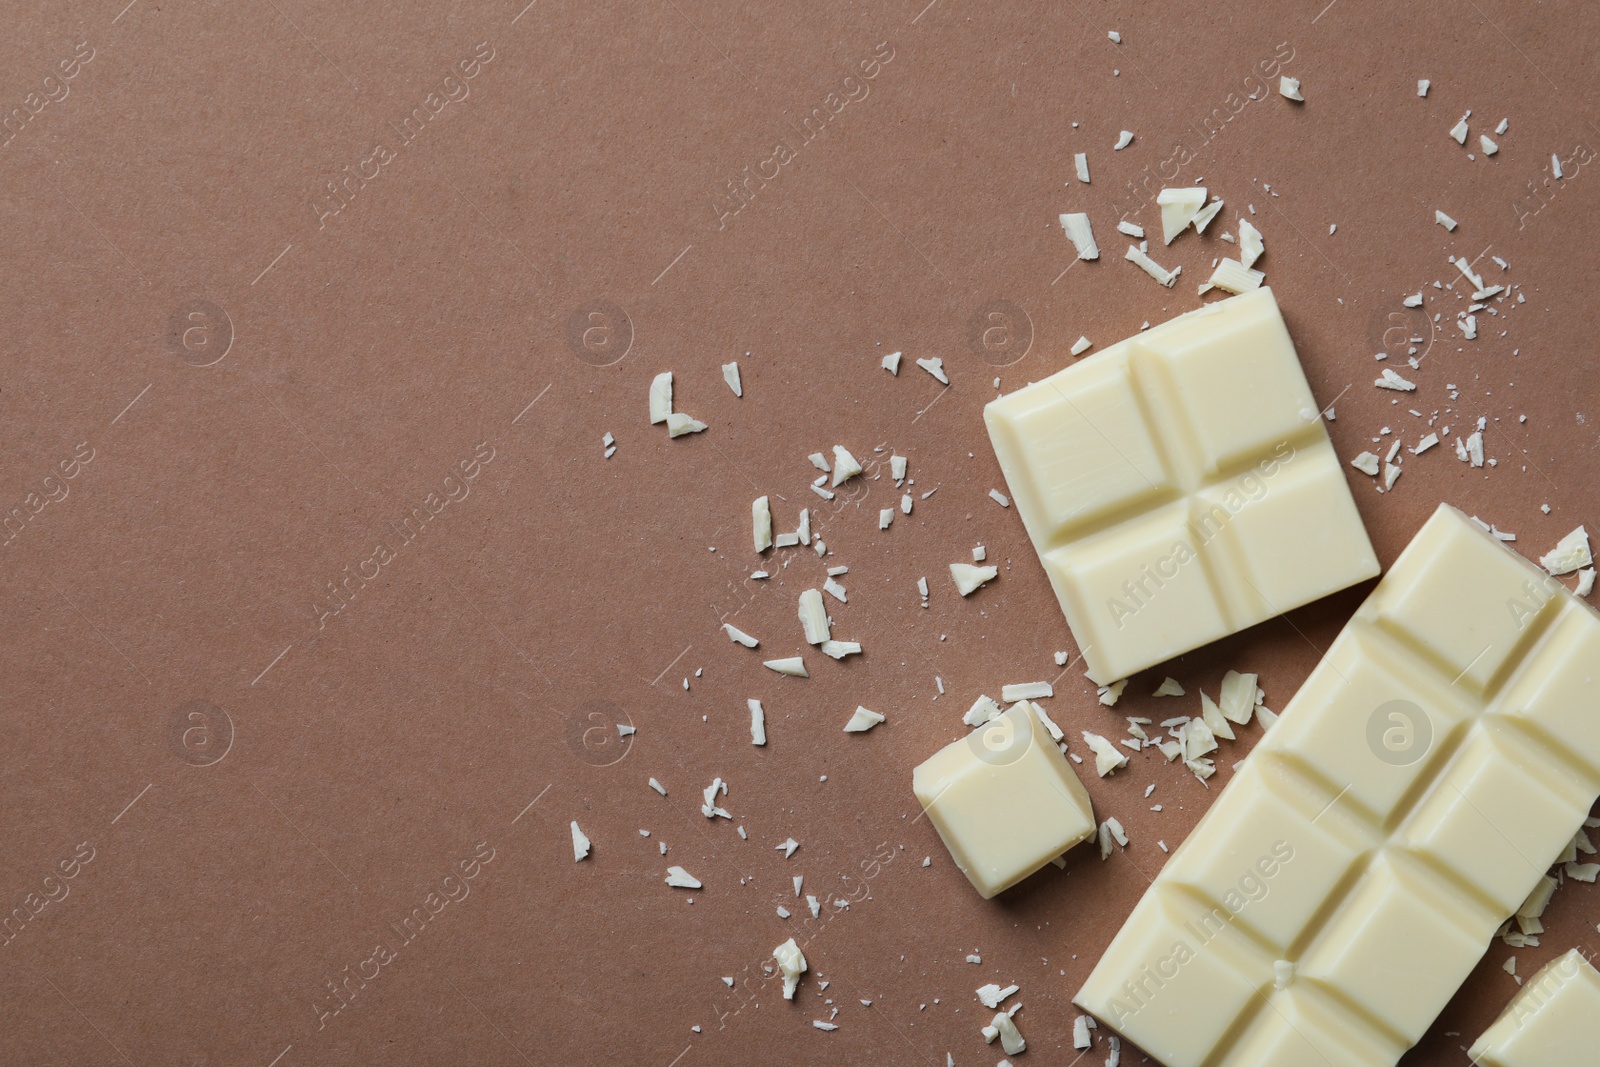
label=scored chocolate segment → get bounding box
[1470,949,1600,1065]
[984,287,1379,685]
[912,702,1097,900]
[1074,503,1600,1067]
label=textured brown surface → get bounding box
[2,1,1598,1064]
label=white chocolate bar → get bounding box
[913,702,1096,898]
[1075,503,1600,1067]
[1470,949,1600,1065]
[984,288,1378,684]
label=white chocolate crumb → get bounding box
[950,563,998,596]
[1238,217,1264,268]
[764,657,808,677]
[749,699,767,745]
[753,496,772,553]
[1059,212,1100,260]
[1125,244,1181,287]
[915,356,949,384]
[1082,731,1129,776]
[1376,368,1417,391]
[830,445,863,486]
[665,865,701,889]
[1182,718,1219,761]
[1351,451,1381,476]
[1219,670,1258,725]
[844,706,885,732]
[964,695,1002,727]
[993,1013,1026,1055]
[700,777,729,819]
[1032,701,1065,742]
[1200,691,1235,740]
[1192,198,1225,234]
[723,623,759,648]
[1540,526,1592,575]
[977,983,1020,1009]
[722,361,743,397]
[1206,258,1264,294]
[1156,187,1206,244]
[798,588,831,645]
[665,412,706,437]
[774,938,807,999]
[571,821,591,862]
[1278,75,1303,101]
[648,371,673,424]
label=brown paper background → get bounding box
[3,0,1598,1063]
